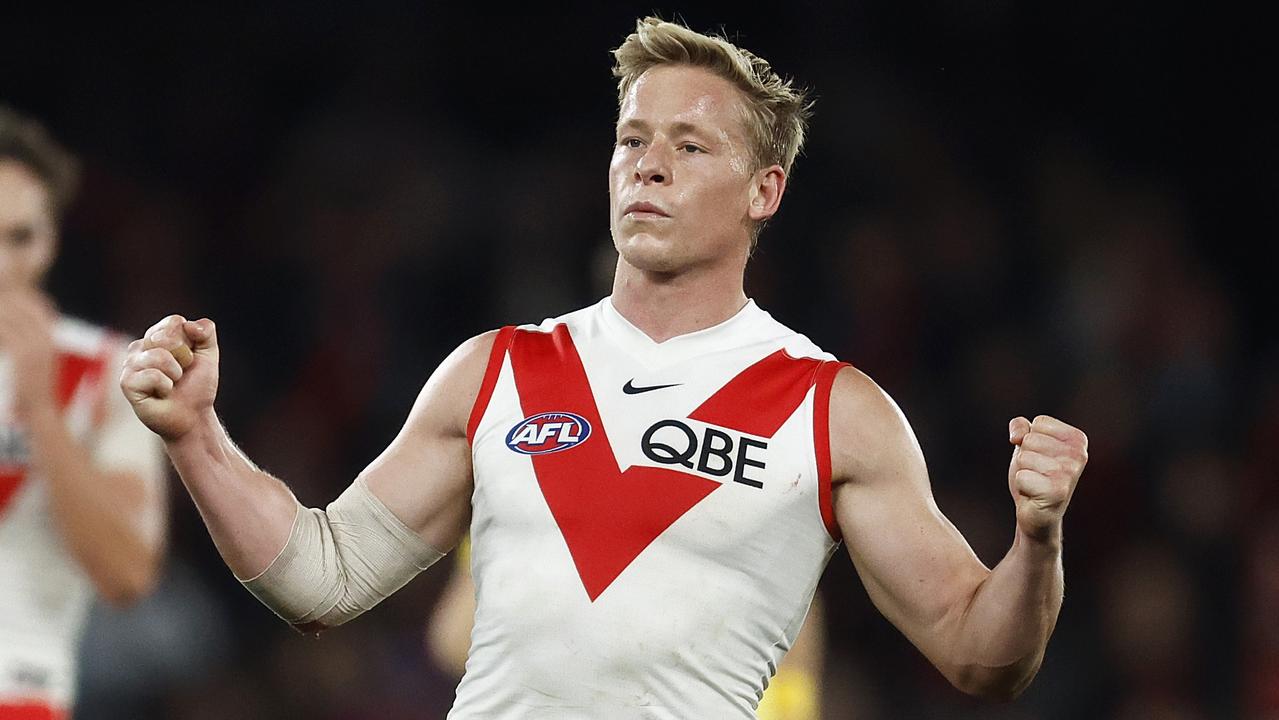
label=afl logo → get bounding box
[505,412,592,455]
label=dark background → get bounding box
[4,2,1275,718]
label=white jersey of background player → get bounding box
[0,107,167,720]
[121,17,1089,717]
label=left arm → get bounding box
[828,366,1086,700]
[425,537,478,678]
[756,593,824,720]
[0,290,166,606]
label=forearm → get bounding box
[24,405,163,605]
[164,408,300,579]
[948,526,1063,699]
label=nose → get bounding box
[634,144,671,186]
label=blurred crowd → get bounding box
[5,3,1273,719]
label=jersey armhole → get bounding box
[466,326,516,445]
[813,361,850,542]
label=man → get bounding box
[0,107,167,719]
[121,17,1087,717]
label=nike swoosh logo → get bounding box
[622,379,683,395]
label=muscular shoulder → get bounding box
[411,330,503,439]
[828,365,926,489]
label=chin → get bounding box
[614,231,686,274]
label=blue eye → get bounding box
[621,138,643,149]
[681,144,704,154]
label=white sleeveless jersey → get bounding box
[0,316,164,713]
[451,297,847,719]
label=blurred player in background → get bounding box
[0,107,167,720]
[121,17,1087,717]
[425,536,826,718]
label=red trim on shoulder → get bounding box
[466,326,516,445]
[814,361,851,541]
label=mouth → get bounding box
[622,201,671,219]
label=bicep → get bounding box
[357,331,499,552]
[829,368,987,661]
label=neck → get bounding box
[609,255,749,343]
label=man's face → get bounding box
[0,160,57,292]
[609,65,764,273]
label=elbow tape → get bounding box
[242,478,443,629]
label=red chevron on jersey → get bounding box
[509,326,719,601]
[508,325,827,601]
[688,348,823,436]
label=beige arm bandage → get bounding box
[241,477,443,630]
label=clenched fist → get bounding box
[1007,415,1087,544]
[120,315,220,441]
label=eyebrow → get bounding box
[616,119,714,140]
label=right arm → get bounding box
[121,314,495,595]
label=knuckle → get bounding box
[151,316,184,339]
[126,370,150,390]
[128,369,154,388]
[153,335,179,351]
[135,349,177,374]
[142,368,173,389]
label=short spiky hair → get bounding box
[612,17,813,176]
[0,106,82,219]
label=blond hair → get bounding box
[612,17,813,176]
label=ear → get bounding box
[747,164,787,222]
